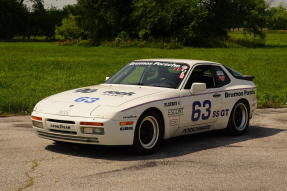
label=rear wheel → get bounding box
[133,111,163,154]
[227,101,250,135]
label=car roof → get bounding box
[135,58,220,67]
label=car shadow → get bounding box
[45,126,285,161]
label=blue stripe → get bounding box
[120,87,256,112]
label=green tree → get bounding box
[56,14,83,40]
[43,7,65,39]
[77,0,133,42]
[73,0,268,45]
[0,0,27,40]
[29,0,46,37]
[267,5,287,30]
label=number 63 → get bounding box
[191,100,212,121]
[74,97,100,103]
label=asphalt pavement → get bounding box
[1,108,287,191]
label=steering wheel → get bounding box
[152,77,177,88]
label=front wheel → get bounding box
[227,101,250,135]
[133,111,163,154]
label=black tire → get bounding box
[227,101,250,135]
[133,110,164,154]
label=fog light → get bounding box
[82,127,104,135]
[32,120,43,128]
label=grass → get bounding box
[0,31,287,114]
[229,30,287,47]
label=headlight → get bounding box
[32,120,43,128]
[31,116,43,128]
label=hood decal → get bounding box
[36,84,163,117]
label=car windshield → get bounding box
[106,61,190,89]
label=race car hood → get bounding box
[34,84,163,117]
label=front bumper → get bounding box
[32,112,135,145]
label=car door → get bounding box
[177,64,229,135]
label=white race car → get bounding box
[32,59,256,153]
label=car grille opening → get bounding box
[50,129,77,135]
[37,131,99,143]
[47,119,75,124]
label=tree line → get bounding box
[0,0,67,40]
[0,0,287,45]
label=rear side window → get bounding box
[224,66,244,78]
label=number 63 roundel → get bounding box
[191,100,212,121]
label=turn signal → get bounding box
[31,116,42,121]
[80,122,104,126]
[119,121,134,126]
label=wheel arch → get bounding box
[235,98,251,116]
[138,107,165,138]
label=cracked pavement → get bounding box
[1,108,287,191]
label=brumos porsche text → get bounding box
[225,89,255,98]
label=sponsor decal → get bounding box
[120,126,133,131]
[103,91,135,97]
[129,62,181,68]
[174,67,181,71]
[182,65,188,70]
[244,89,256,95]
[179,65,189,79]
[164,101,180,107]
[212,109,229,118]
[74,97,100,103]
[179,73,185,79]
[169,119,179,127]
[182,125,210,135]
[225,90,255,98]
[50,124,71,130]
[123,115,137,119]
[57,110,70,116]
[75,88,98,93]
[168,107,184,117]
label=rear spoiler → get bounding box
[236,75,255,81]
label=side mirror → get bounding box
[191,83,206,94]
[105,76,110,81]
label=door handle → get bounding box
[213,93,221,98]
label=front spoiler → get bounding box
[32,112,136,146]
[37,130,99,144]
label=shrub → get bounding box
[56,14,83,40]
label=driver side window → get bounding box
[184,65,216,89]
